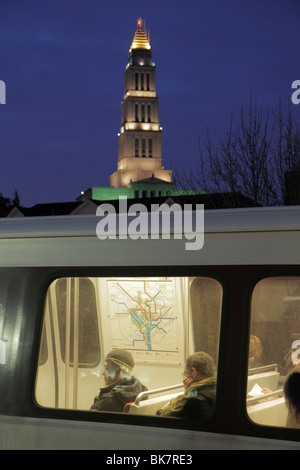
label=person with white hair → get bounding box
[158,351,217,420]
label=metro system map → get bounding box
[107,279,178,356]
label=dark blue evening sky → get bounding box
[0,0,299,206]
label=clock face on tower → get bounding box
[138,58,145,66]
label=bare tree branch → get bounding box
[175,94,300,206]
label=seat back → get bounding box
[247,396,287,427]
[128,391,183,415]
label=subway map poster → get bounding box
[106,279,179,362]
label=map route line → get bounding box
[116,282,146,314]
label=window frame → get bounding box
[30,266,228,433]
[6,264,300,444]
[237,267,300,440]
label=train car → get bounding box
[1,205,300,450]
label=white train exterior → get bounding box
[0,206,300,449]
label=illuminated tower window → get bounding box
[148,139,153,157]
[141,73,144,90]
[135,138,139,157]
[141,104,145,122]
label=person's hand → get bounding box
[183,376,194,389]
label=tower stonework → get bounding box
[109,18,172,188]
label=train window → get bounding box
[35,278,100,409]
[247,277,300,428]
[55,278,99,366]
[35,276,222,422]
[191,277,222,366]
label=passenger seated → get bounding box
[284,367,300,428]
[157,351,216,420]
[248,335,262,369]
[90,349,147,412]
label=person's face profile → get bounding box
[103,360,117,386]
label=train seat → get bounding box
[247,368,280,393]
[127,391,183,415]
[123,402,134,413]
[247,396,288,427]
[125,383,184,416]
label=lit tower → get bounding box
[109,18,172,188]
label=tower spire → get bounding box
[129,17,151,52]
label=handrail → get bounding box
[247,389,283,405]
[248,364,278,375]
[135,383,184,406]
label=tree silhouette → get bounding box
[174,95,300,207]
[0,190,21,216]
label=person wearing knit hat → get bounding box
[90,349,147,412]
[106,349,134,374]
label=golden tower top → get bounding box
[129,17,151,52]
